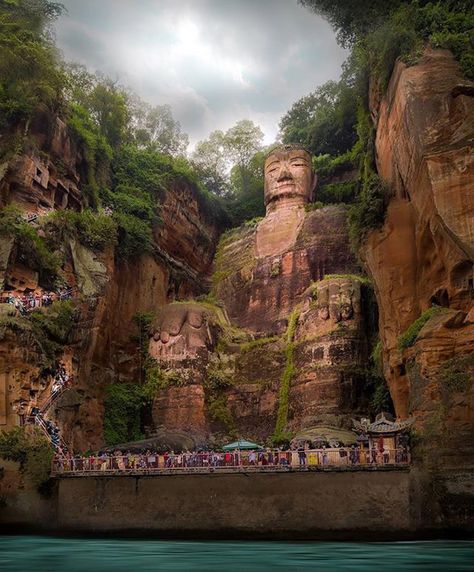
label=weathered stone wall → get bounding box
[55,470,412,537]
[2,463,473,538]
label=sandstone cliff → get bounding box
[365,49,474,479]
[0,113,222,451]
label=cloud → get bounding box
[55,0,347,148]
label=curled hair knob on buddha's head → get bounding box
[263,144,317,212]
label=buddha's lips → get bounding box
[273,181,295,191]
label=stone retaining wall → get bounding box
[56,469,411,538]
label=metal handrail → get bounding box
[52,448,410,476]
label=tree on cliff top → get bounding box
[299,1,472,46]
[0,0,66,126]
[279,79,358,157]
[131,101,189,156]
[299,0,401,47]
[300,1,474,80]
[191,119,265,223]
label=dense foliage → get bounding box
[103,383,144,446]
[0,299,75,365]
[0,426,54,491]
[191,120,266,225]
[0,0,65,128]
[279,80,358,157]
[397,306,446,350]
[0,205,59,283]
[301,1,474,80]
[43,209,118,251]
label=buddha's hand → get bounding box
[315,277,362,322]
[149,303,212,359]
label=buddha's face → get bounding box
[264,148,316,209]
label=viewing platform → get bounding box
[52,447,410,478]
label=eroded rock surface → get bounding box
[366,49,474,422]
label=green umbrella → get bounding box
[222,439,263,451]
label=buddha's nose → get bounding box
[277,163,293,181]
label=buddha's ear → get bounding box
[309,172,318,202]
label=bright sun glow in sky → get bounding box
[54,0,347,150]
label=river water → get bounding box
[0,536,473,571]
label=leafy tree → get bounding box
[188,118,268,223]
[227,149,266,225]
[67,102,113,207]
[279,79,358,156]
[224,119,264,170]
[103,383,144,445]
[65,65,131,149]
[0,426,53,491]
[131,101,188,156]
[191,130,229,197]
[299,0,401,47]
[0,0,65,126]
[88,80,130,148]
[301,1,474,80]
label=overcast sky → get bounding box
[54,0,346,149]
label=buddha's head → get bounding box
[264,144,316,213]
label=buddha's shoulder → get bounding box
[213,222,258,274]
[296,204,351,246]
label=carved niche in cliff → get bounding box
[148,145,373,437]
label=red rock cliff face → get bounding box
[62,183,222,451]
[0,115,222,450]
[365,49,473,463]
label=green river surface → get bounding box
[0,537,473,571]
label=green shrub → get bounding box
[0,205,59,283]
[29,301,75,345]
[207,394,235,433]
[348,174,387,251]
[0,427,53,491]
[43,209,118,251]
[305,201,325,212]
[142,362,184,401]
[101,186,156,222]
[0,301,75,364]
[103,383,144,446]
[113,211,154,259]
[204,367,233,392]
[440,353,474,393]
[67,103,113,208]
[397,306,445,350]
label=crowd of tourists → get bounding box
[52,444,410,474]
[48,362,71,397]
[31,407,69,454]
[1,287,75,315]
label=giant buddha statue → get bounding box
[149,144,372,438]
